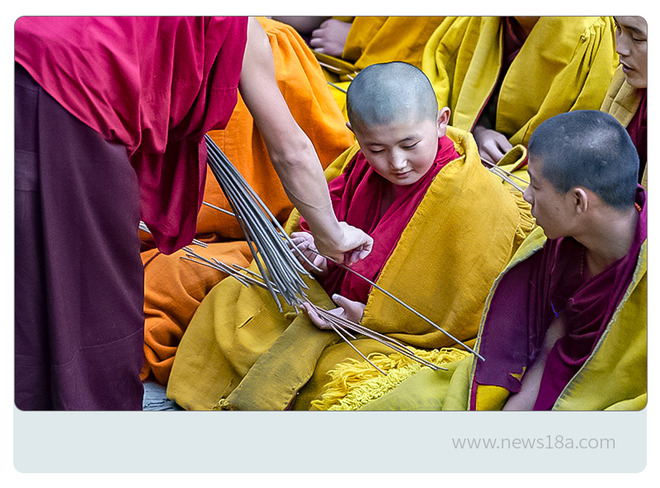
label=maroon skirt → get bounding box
[15,63,145,410]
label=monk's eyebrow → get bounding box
[365,135,418,147]
[616,19,647,38]
[627,25,647,37]
[393,136,418,146]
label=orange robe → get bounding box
[140,17,354,385]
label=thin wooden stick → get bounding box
[207,136,319,274]
[139,221,208,248]
[326,320,387,375]
[206,140,295,309]
[303,248,485,362]
[202,201,235,217]
[327,81,347,93]
[480,157,528,192]
[205,134,321,309]
[307,301,445,371]
[316,60,357,80]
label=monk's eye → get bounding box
[403,142,419,150]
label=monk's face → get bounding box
[523,155,575,239]
[614,16,648,89]
[351,115,443,186]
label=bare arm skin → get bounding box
[237,18,372,264]
[503,317,566,410]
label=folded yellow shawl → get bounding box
[359,226,647,411]
[167,126,535,410]
[422,16,618,146]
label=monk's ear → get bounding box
[437,107,451,135]
[572,187,589,215]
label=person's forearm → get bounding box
[238,19,342,249]
[267,136,343,248]
[238,18,372,263]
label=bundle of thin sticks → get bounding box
[204,133,318,312]
[180,135,485,374]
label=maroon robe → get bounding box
[471,187,647,410]
[15,16,248,253]
[301,136,460,304]
[14,17,247,410]
[626,89,647,183]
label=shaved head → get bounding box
[346,62,438,131]
[529,110,638,209]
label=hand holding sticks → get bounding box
[184,135,484,374]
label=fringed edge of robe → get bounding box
[168,126,536,411]
[311,347,470,411]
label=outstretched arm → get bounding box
[238,18,372,265]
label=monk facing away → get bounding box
[352,110,646,412]
[166,62,534,411]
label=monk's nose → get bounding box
[389,152,407,170]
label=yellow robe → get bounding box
[601,65,647,190]
[315,16,445,118]
[422,16,619,148]
[166,126,535,410]
[355,225,647,411]
[140,17,354,385]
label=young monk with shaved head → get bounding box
[167,62,534,410]
[295,62,455,320]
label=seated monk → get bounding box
[601,16,647,189]
[422,16,619,167]
[350,110,646,411]
[274,16,445,118]
[166,62,534,411]
[139,17,354,386]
